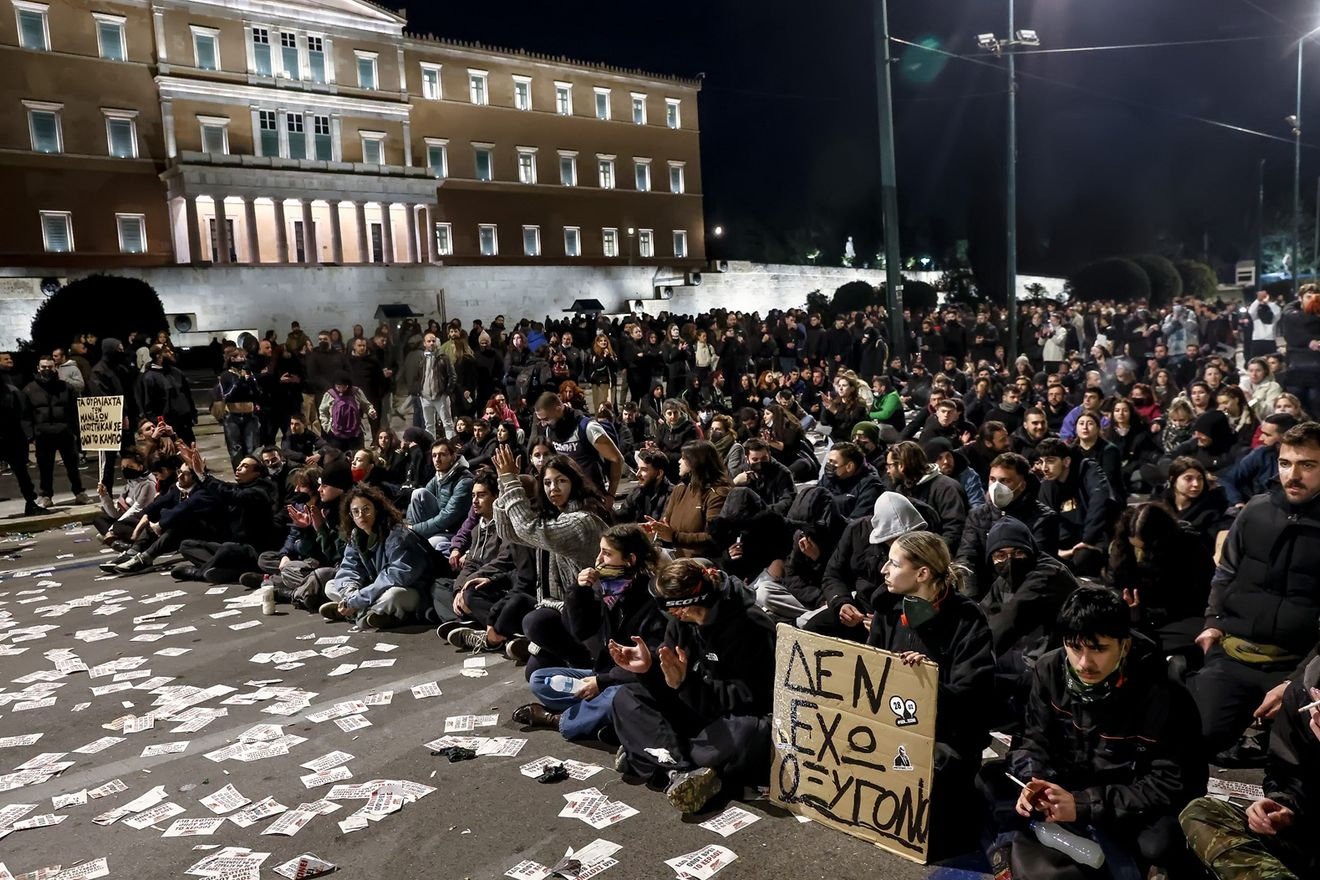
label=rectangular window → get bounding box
[307,36,326,82]
[200,121,228,155]
[669,163,686,194]
[313,115,331,160]
[251,27,272,75]
[26,105,61,153]
[105,114,137,158]
[426,142,448,178]
[95,15,126,61]
[473,145,493,181]
[40,210,72,253]
[564,227,581,258]
[634,160,651,192]
[369,222,383,262]
[639,229,654,258]
[356,53,377,90]
[673,230,688,258]
[292,219,306,263]
[117,214,146,254]
[286,113,305,160]
[468,70,488,105]
[434,222,452,256]
[666,98,681,129]
[421,64,441,100]
[479,224,498,256]
[631,93,647,125]
[555,82,572,116]
[597,157,614,189]
[602,228,618,258]
[280,32,299,79]
[594,87,610,120]
[192,28,219,70]
[522,225,540,257]
[16,3,49,51]
[361,133,384,165]
[258,109,278,157]
[517,149,537,184]
[513,76,532,111]
[559,154,577,187]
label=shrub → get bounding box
[28,274,167,355]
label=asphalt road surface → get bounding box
[0,526,978,880]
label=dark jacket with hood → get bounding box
[1039,452,1114,548]
[817,461,884,521]
[956,475,1060,600]
[981,517,1078,658]
[1108,517,1213,653]
[735,455,795,515]
[615,474,673,525]
[709,487,795,582]
[1009,635,1206,828]
[1262,656,1320,849]
[564,570,669,689]
[821,492,936,615]
[896,466,968,553]
[1169,410,1240,474]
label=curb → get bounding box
[0,505,99,536]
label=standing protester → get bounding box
[0,352,41,516]
[317,372,376,453]
[88,337,138,493]
[404,331,456,439]
[24,355,90,508]
[1279,284,1320,416]
[215,349,261,468]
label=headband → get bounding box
[649,567,720,609]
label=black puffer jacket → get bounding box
[901,468,968,553]
[709,487,795,582]
[1009,635,1206,827]
[1264,656,1320,847]
[23,376,78,436]
[1280,301,1320,371]
[820,493,938,614]
[956,476,1060,600]
[981,517,1078,657]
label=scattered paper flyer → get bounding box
[141,741,189,757]
[161,817,226,837]
[262,809,317,836]
[228,797,287,828]
[300,751,353,772]
[272,854,336,879]
[52,858,109,880]
[123,801,185,830]
[52,790,88,810]
[698,806,760,838]
[410,682,442,699]
[664,845,738,880]
[444,715,476,733]
[334,715,371,732]
[300,766,352,789]
[362,691,393,706]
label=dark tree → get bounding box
[899,278,939,310]
[1173,260,1219,300]
[1129,254,1183,307]
[831,280,878,314]
[28,274,167,355]
[1068,258,1152,303]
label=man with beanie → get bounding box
[88,336,139,493]
[849,421,886,471]
[957,452,1060,600]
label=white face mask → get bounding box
[988,479,1016,509]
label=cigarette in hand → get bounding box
[1298,699,1320,714]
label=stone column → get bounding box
[329,200,344,263]
[301,200,318,263]
[244,197,260,263]
[354,202,368,262]
[213,197,231,264]
[184,195,201,263]
[419,205,434,263]
[404,202,419,263]
[380,203,394,264]
[273,199,289,263]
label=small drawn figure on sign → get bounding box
[889,695,919,726]
[893,745,913,771]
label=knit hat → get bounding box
[851,422,880,443]
[321,457,353,491]
[102,337,123,356]
[986,516,1038,558]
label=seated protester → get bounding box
[93,448,156,543]
[405,438,474,553]
[462,418,498,470]
[820,371,870,440]
[849,421,887,472]
[491,448,610,667]
[1104,397,1159,495]
[1041,383,1072,434]
[655,399,699,481]
[619,401,657,456]
[923,436,987,511]
[104,459,204,573]
[807,491,933,642]
[706,413,736,463]
[1071,411,1124,503]
[1180,651,1320,880]
[319,484,434,631]
[375,429,405,484]
[514,524,668,739]
[956,453,1061,600]
[1222,413,1300,509]
[729,438,794,515]
[647,441,731,559]
[1003,587,1206,880]
[1155,398,1196,458]
[981,517,1079,727]
[759,486,849,625]
[918,398,967,445]
[1170,410,1240,477]
[1241,356,1284,421]
[866,375,904,442]
[244,462,348,604]
[391,426,435,508]
[1109,502,1214,667]
[350,448,395,495]
[817,441,884,521]
[259,445,296,497]
[761,402,815,481]
[709,486,795,584]
[615,449,673,525]
[1161,456,1229,552]
[960,421,1012,489]
[451,415,474,450]
[885,440,969,553]
[900,386,950,441]
[1217,385,1260,449]
[531,392,625,498]
[984,383,1026,434]
[1036,437,1115,577]
[1011,406,1056,464]
[609,559,777,815]
[168,447,284,584]
[1059,384,1106,442]
[1190,421,1320,758]
[281,414,325,465]
[868,531,995,855]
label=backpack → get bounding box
[1257,302,1275,325]
[328,388,362,439]
[786,485,844,546]
[577,415,620,452]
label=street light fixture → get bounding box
[712,225,724,237]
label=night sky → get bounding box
[396,0,1320,295]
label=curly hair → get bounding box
[338,483,405,541]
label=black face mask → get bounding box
[993,555,1035,585]
[122,467,143,479]
[38,369,56,381]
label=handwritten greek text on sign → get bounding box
[770,624,939,864]
[77,396,123,451]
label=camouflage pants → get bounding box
[1179,797,1306,880]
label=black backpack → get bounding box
[1257,302,1275,325]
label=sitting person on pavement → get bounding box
[614,448,673,524]
[406,437,474,553]
[729,437,795,515]
[884,440,969,553]
[816,440,884,521]
[956,452,1060,600]
[1036,437,1115,577]
[93,448,156,544]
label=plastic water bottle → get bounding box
[261,582,277,616]
[1031,821,1105,869]
[547,674,579,695]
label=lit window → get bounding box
[673,230,688,258]
[558,152,577,187]
[594,87,610,120]
[286,113,305,160]
[597,156,615,189]
[669,162,686,194]
[24,102,62,153]
[631,93,647,125]
[473,145,493,181]
[634,159,651,192]
[666,98,681,129]
[523,225,540,257]
[513,76,532,111]
[257,109,278,156]
[191,26,219,70]
[563,227,581,257]
[40,210,72,253]
[434,222,452,256]
[94,13,126,61]
[199,118,229,155]
[361,132,385,165]
[251,27,271,75]
[104,110,138,159]
[356,52,378,90]
[602,228,618,258]
[117,214,146,253]
[517,148,537,184]
[468,70,489,106]
[307,36,326,83]
[426,140,448,178]
[555,82,572,116]
[15,2,49,51]
[280,32,299,79]
[479,224,498,256]
[421,64,441,100]
[639,229,653,258]
[313,115,332,160]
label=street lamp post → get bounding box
[1295,39,1304,300]
[874,0,905,361]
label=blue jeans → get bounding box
[407,488,454,552]
[223,412,260,467]
[528,667,620,740]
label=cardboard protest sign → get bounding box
[770,624,938,864]
[77,396,123,451]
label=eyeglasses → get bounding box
[349,506,374,517]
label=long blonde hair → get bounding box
[891,531,967,595]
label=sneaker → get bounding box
[110,540,133,552]
[23,501,44,517]
[171,563,202,582]
[320,601,346,622]
[505,636,532,663]
[664,767,722,815]
[434,620,466,641]
[113,553,151,574]
[36,496,52,509]
[447,627,494,652]
[72,492,93,505]
[364,611,401,630]
[99,552,133,573]
[614,745,632,775]
[238,572,265,590]
[596,724,621,748]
